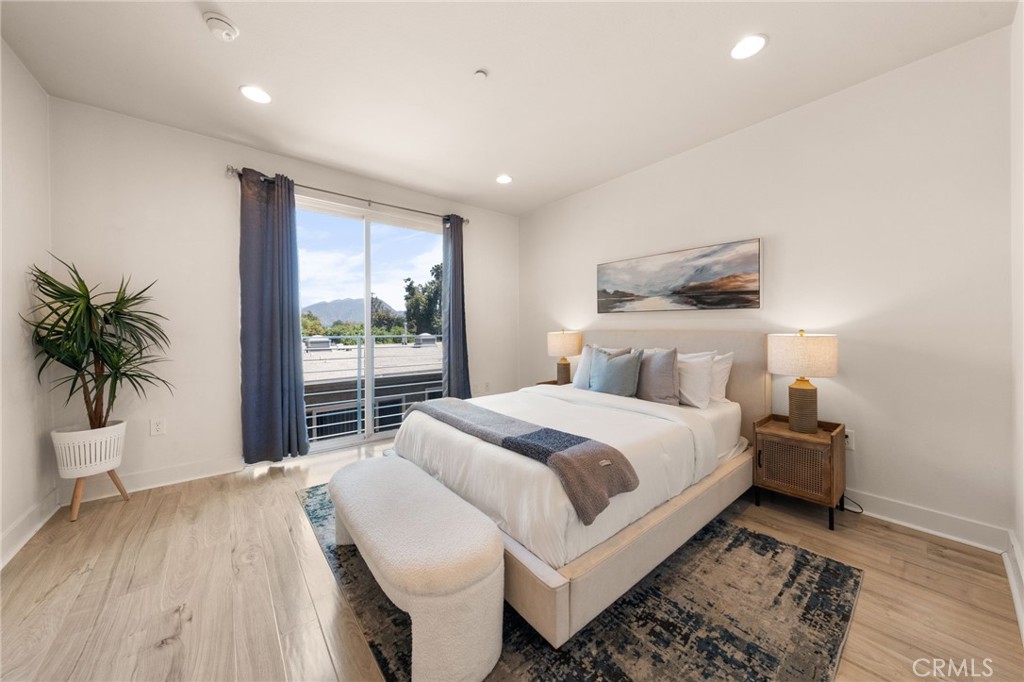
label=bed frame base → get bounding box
[502,448,754,648]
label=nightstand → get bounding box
[753,414,846,530]
[536,380,558,385]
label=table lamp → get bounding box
[767,330,838,434]
[547,330,583,385]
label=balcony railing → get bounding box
[302,334,442,444]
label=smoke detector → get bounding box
[203,12,239,42]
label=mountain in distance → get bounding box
[598,288,639,300]
[302,297,400,324]
[672,272,759,295]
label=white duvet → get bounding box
[393,385,722,568]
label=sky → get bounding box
[296,208,442,311]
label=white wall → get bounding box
[1,43,57,564]
[47,99,519,503]
[1009,0,1024,622]
[519,29,1013,541]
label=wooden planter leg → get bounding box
[108,469,130,502]
[70,478,86,522]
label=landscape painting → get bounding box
[597,238,760,312]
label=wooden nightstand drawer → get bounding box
[756,435,832,504]
[753,414,846,530]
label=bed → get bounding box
[393,330,768,647]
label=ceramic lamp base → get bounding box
[788,378,818,434]
[556,358,571,385]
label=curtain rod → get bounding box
[225,165,466,223]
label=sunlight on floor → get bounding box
[244,438,395,491]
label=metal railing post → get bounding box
[356,336,363,436]
[366,335,375,434]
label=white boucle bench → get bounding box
[328,456,504,682]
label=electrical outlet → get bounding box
[484,381,491,394]
[845,429,855,451]
[150,418,167,436]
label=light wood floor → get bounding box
[2,443,1022,681]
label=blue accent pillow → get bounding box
[589,348,644,397]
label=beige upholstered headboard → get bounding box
[581,330,769,444]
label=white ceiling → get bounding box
[2,1,1016,216]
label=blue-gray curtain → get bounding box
[238,168,309,463]
[442,214,471,399]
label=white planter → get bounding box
[51,420,126,479]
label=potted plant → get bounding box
[24,257,172,521]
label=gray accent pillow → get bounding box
[589,348,644,397]
[636,348,679,404]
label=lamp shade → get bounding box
[767,332,838,378]
[547,330,583,358]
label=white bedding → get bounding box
[682,398,744,461]
[393,385,740,568]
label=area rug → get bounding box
[299,484,862,682]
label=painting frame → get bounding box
[597,237,761,313]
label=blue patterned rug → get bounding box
[299,484,861,681]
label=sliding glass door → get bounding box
[296,197,443,449]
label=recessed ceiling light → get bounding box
[731,34,768,60]
[240,85,272,104]
[203,12,240,42]
[496,174,513,185]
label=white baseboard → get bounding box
[1,487,59,568]
[817,488,1024,646]
[845,487,1010,553]
[56,456,243,505]
[1003,532,1024,647]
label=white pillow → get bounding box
[573,344,629,388]
[677,350,716,361]
[677,353,716,409]
[711,352,735,402]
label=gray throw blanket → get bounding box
[406,398,639,525]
